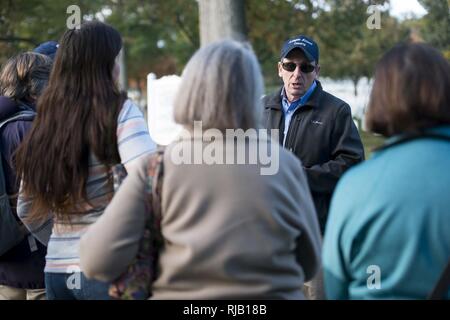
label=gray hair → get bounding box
[174,40,264,131]
[0,52,52,103]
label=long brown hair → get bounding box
[366,43,450,137]
[15,21,126,222]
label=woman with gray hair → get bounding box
[0,52,52,300]
[80,40,322,299]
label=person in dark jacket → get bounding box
[263,35,364,233]
[0,52,52,300]
[262,35,364,299]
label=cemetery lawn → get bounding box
[360,130,385,159]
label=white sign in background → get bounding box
[147,73,183,146]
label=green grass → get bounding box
[360,130,385,159]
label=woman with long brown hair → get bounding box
[15,21,156,300]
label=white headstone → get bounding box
[147,73,183,146]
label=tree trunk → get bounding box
[198,0,247,47]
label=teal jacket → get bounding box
[323,125,450,299]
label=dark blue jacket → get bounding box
[263,82,365,233]
[0,96,46,289]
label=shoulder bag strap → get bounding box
[428,259,450,300]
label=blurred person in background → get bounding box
[0,51,52,300]
[323,43,450,299]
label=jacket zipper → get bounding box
[286,110,303,152]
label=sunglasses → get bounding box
[281,62,316,73]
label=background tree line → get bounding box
[1,0,448,97]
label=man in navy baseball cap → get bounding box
[33,41,59,60]
[262,34,364,300]
[276,35,321,105]
[280,35,319,62]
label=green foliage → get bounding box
[246,0,409,92]
[0,0,102,64]
[316,1,409,94]
[417,0,450,58]
[0,0,447,90]
[104,0,199,80]
[360,130,385,159]
[0,0,200,87]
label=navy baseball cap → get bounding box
[33,41,59,60]
[280,35,319,63]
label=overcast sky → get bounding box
[389,0,427,19]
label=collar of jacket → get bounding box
[0,96,35,121]
[265,80,323,111]
[375,125,450,154]
[0,96,19,121]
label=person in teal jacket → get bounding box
[323,43,450,300]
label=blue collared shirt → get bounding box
[281,80,317,146]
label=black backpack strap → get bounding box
[0,110,36,130]
[428,259,450,300]
[0,111,35,255]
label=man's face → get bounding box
[278,49,320,102]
